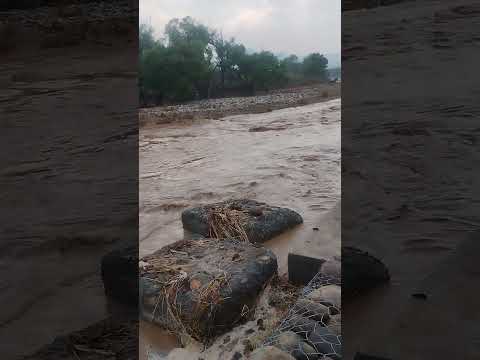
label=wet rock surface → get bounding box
[274,331,319,360]
[342,247,390,300]
[263,269,342,360]
[306,285,341,311]
[293,299,330,323]
[182,199,303,243]
[288,253,326,286]
[140,238,277,341]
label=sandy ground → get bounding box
[343,0,480,358]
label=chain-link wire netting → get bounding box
[263,271,342,360]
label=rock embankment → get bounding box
[259,260,342,360]
[139,83,340,126]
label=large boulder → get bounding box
[140,238,277,341]
[181,199,303,243]
[342,246,390,300]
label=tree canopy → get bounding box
[139,17,330,105]
[302,53,329,80]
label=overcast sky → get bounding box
[140,0,340,59]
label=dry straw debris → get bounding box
[207,204,250,242]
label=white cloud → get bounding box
[224,7,274,32]
[139,0,340,56]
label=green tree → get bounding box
[281,54,302,80]
[302,53,328,81]
[281,54,300,73]
[165,17,211,50]
[139,23,156,54]
[139,17,329,105]
[210,33,249,94]
[141,17,215,102]
[252,51,287,91]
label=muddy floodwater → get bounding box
[140,99,341,263]
[140,98,341,358]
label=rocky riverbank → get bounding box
[139,83,340,127]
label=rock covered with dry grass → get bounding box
[139,238,278,342]
[181,199,303,243]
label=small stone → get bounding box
[166,348,201,360]
[283,316,319,335]
[292,342,319,360]
[275,331,321,359]
[231,352,243,360]
[329,314,341,335]
[276,331,302,350]
[293,299,330,324]
[307,326,341,359]
[250,346,296,360]
[306,285,341,310]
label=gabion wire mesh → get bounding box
[264,271,342,360]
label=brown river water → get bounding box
[139,98,341,357]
